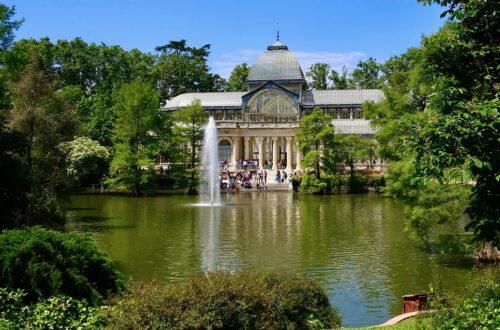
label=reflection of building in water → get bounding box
[163,39,384,170]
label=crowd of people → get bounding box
[220,168,303,191]
[219,158,289,171]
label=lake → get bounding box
[67,191,498,327]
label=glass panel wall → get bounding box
[245,89,298,122]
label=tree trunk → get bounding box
[315,142,321,180]
[349,158,355,192]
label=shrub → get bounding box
[300,172,327,193]
[105,272,342,329]
[0,227,124,304]
[0,288,105,329]
[299,173,385,194]
[426,276,500,329]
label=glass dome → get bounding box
[247,41,305,82]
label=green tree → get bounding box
[173,100,207,193]
[305,63,331,90]
[410,0,500,247]
[154,40,222,101]
[0,118,30,229]
[58,137,110,187]
[329,65,351,89]
[0,4,23,109]
[7,55,80,224]
[226,63,250,92]
[296,108,335,180]
[107,80,160,196]
[350,57,381,89]
[363,47,429,161]
[335,134,376,191]
[0,4,23,51]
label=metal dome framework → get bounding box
[246,41,305,82]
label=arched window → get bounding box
[353,108,363,119]
[218,140,231,162]
[327,108,337,119]
[302,109,312,117]
[214,110,224,121]
[204,111,212,118]
[245,89,297,122]
[225,110,235,121]
[341,108,351,119]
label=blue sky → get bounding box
[9,0,446,78]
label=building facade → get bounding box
[162,40,384,171]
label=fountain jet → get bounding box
[199,117,221,206]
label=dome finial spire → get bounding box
[277,22,279,41]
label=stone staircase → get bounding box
[256,169,293,191]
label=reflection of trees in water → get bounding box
[67,193,496,327]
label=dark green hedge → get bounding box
[106,272,342,329]
[0,227,124,305]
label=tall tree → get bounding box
[107,80,160,196]
[411,0,500,248]
[0,4,23,110]
[0,4,23,51]
[329,65,351,90]
[8,55,80,223]
[226,63,250,92]
[173,100,207,194]
[350,57,381,89]
[154,40,222,101]
[0,118,30,229]
[335,134,376,192]
[305,63,331,90]
[296,108,335,180]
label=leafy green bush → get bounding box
[300,172,327,193]
[105,272,342,329]
[426,276,500,329]
[300,173,385,193]
[0,288,105,329]
[0,227,124,304]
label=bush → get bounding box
[0,227,124,304]
[105,272,342,329]
[0,288,105,329]
[299,173,385,194]
[425,276,500,329]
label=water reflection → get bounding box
[66,192,499,328]
[199,206,221,273]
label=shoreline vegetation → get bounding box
[1,0,498,328]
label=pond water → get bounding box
[67,192,498,328]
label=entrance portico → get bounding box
[218,127,300,171]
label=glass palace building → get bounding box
[162,40,384,170]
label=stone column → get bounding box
[232,136,241,169]
[244,137,250,160]
[234,137,241,163]
[286,137,292,170]
[255,137,265,169]
[296,139,303,170]
[272,137,279,170]
[231,137,237,167]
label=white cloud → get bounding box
[210,49,365,79]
